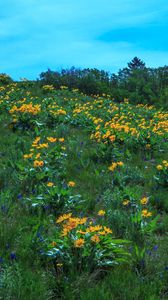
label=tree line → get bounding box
[39,57,168,108]
[0,57,167,108]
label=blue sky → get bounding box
[0,0,168,80]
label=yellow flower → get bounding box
[68,181,76,187]
[162,160,168,165]
[86,225,102,233]
[98,210,105,216]
[56,263,63,267]
[33,160,44,167]
[47,137,57,143]
[141,209,152,218]
[59,138,65,142]
[74,238,85,248]
[103,226,113,234]
[156,165,163,171]
[108,162,117,171]
[122,200,130,206]
[91,235,100,243]
[23,153,32,159]
[109,135,116,142]
[117,161,124,167]
[35,153,41,159]
[56,213,72,224]
[140,197,148,205]
[47,182,54,187]
[98,231,106,235]
[61,228,69,236]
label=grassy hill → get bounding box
[0,81,168,299]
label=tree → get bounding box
[127,57,146,71]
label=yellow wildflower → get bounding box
[47,182,54,187]
[141,209,152,218]
[91,235,100,243]
[140,197,148,205]
[98,210,105,216]
[35,153,41,159]
[117,161,124,167]
[122,200,130,206]
[68,181,76,187]
[33,160,44,167]
[56,263,63,267]
[47,137,57,143]
[103,226,113,234]
[108,162,117,171]
[56,213,72,224]
[74,238,85,248]
[59,138,65,142]
[86,225,102,233]
[156,165,163,171]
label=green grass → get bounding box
[0,85,168,299]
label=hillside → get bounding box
[0,80,168,299]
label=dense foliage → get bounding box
[39,57,168,108]
[0,74,168,299]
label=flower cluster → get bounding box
[9,103,41,115]
[108,161,124,172]
[44,212,130,271]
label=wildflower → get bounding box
[60,85,68,90]
[91,235,100,243]
[23,153,32,159]
[109,135,116,142]
[68,181,76,187]
[33,160,44,167]
[61,228,69,236]
[56,213,72,223]
[86,225,102,233]
[98,231,106,235]
[117,161,124,167]
[47,137,57,143]
[56,263,63,267]
[10,252,16,260]
[77,217,87,225]
[35,153,41,159]
[98,210,105,216]
[140,197,148,205]
[103,226,113,234]
[122,200,130,206]
[47,182,54,187]
[37,143,48,149]
[17,194,22,200]
[59,138,65,142]
[162,160,168,166]
[57,109,67,115]
[74,238,85,248]
[42,84,54,91]
[141,209,152,218]
[108,162,117,171]
[156,165,163,171]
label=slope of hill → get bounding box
[0,81,168,299]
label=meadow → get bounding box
[0,77,168,299]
